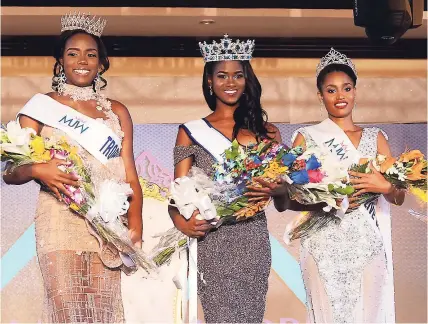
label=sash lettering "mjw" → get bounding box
[324,138,348,161]
[59,115,89,134]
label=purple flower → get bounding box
[53,149,69,160]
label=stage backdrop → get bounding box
[1,123,426,323]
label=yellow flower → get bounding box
[30,136,45,155]
[410,187,427,203]
[69,203,80,212]
[69,152,82,167]
[41,151,52,161]
[261,161,288,179]
[70,146,78,155]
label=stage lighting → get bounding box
[353,0,424,45]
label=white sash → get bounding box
[17,94,122,165]
[176,119,232,323]
[182,119,232,164]
[304,118,395,322]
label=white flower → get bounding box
[371,160,381,172]
[377,155,386,163]
[397,173,407,181]
[88,180,133,223]
[386,166,398,175]
[169,174,217,221]
[0,121,36,156]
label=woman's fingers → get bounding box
[248,196,268,202]
[348,203,359,209]
[244,191,270,197]
[190,230,206,238]
[60,176,80,187]
[50,186,62,201]
[352,189,368,197]
[349,177,366,184]
[348,171,368,178]
[57,183,72,198]
[351,183,370,190]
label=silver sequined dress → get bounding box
[174,138,271,323]
[294,127,391,323]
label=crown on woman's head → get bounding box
[61,12,107,37]
[199,34,255,63]
[316,48,357,78]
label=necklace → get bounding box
[59,83,111,111]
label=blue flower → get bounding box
[290,170,309,184]
[306,155,321,170]
[253,156,262,164]
[282,153,297,166]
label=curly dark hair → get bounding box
[51,29,110,91]
[202,60,273,141]
[316,63,357,92]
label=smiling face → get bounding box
[208,60,246,107]
[60,32,100,87]
[318,71,357,118]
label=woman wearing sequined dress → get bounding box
[168,35,317,323]
[291,49,405,323]
[169,36,277,323]
[3,14,142,323]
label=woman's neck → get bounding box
[328,115,358,132]
[211,100,238,120]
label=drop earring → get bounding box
[209,85,213,96]
[94,72,102,93]
[56,65,67,95]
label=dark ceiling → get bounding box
[1,1,358,9]
[2,1,427,58]
[1,0,427,10]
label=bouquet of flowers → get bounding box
[1,121,155,274]
[151,139,353,266]
[285,149,427,243]
[351,151,427,205]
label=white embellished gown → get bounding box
[294,127,394,323]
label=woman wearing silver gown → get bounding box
[291,49,405,323]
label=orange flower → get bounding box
[399,150,424,162]
[379,156,397,173]
[406,161,426,181]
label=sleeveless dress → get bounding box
[294,127,392,323]
[174,138,271,323]
[35,108,126,322]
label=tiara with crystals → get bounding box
[61,12,107,37]
[316,48,357,78]
[199,34,255,63]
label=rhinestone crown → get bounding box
[199,34,255,63]
[316,48,357,78]
[61,12,107,37]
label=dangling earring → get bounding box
[56,65,67,95]
[94,72,102,94]
[319,101,324,111]
[209,85,213,96]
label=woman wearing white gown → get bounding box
[291,48,405,323]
